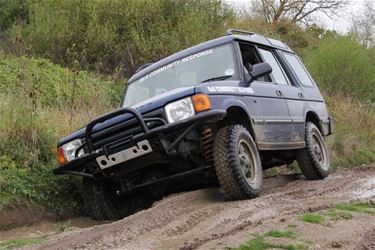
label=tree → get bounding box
[251,0,347,26]
[350,0,375,48]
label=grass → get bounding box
[234,235,307,250]
[298,204,374,225]
[234,203,374,250]
[0,52,122,107]
[59,220,74,232]
[264,230,298,239]
[0,51,121,215]
[0,238,43,249]
[324,94,375,169]
[0,159,83,215]
[324,209,353,220]
[299,213,325,224]
[233,230,304,250]
[336,202,375,215]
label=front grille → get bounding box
[92,116,164,151]
[88,108,165,152]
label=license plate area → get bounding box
[96,140,152,169]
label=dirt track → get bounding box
[24,166,375,250]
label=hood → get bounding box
[57,86,196,147]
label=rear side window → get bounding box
[258,48,290,85]
[283,52,314,87]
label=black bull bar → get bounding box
[54,107,226,178]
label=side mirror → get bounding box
[246,62,272,83]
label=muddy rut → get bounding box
[27,166,375,250]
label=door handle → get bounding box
[276,90,283,96]
[298,92,304,98]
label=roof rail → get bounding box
[226,29,255,36]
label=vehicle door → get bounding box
[259,48,305,143]
[238,42,292,148]
[277,51,324,142]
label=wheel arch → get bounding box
[220,105,256,140]
[305,110,323,133]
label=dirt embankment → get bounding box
[20,166,375,250]
[0,203,56,231]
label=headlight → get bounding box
[165,97,195,123]
[57,139,84,164]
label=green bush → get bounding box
[0,53,121,214]
[0,0,29,32]
[304,35,375,102]
[17,0,234,76]
[302,35,375,167]
[0,158,82,215]
[0,93,84,214]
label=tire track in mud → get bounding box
[27,166,375,250]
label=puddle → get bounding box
[352,177,375,199]
[0,217,111,242]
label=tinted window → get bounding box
[259,49,290,85]
[283,52,314,87]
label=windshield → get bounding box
[122,43,237,107]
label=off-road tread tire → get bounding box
[296,122,330,180]
[81,178,133,220]
[213,125,262,200]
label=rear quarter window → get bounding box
[283,52,315,87]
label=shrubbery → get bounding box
[305,35,375,102]
[14,0,234,76]
[323,95,375,168]
[0,52,121,214]
[301,35,375,167]
[0,155,82,215]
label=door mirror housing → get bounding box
[244,62,273,83]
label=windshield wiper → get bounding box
[200,75,232,83]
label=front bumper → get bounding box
[321,117,334,136]
[53,108,226,177]
[328,117,334,135]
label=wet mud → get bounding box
[9,166,375,249]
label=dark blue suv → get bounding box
[54,29,333,220]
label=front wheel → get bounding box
[81,178,150,220]
[213,125,263,200]
[296,122,330,180]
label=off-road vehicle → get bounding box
[54,29,333,220]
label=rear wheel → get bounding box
[81,178,150,220]
[296,122,330,180]
[213,125,262,200]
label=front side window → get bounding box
[239,43,270,82]
[283,52,314,87]
[258,48,290,85]
[123,44,237,107]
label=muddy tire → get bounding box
[213,125,262,200]
[82,178,136,220]
[296,122,330,180]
